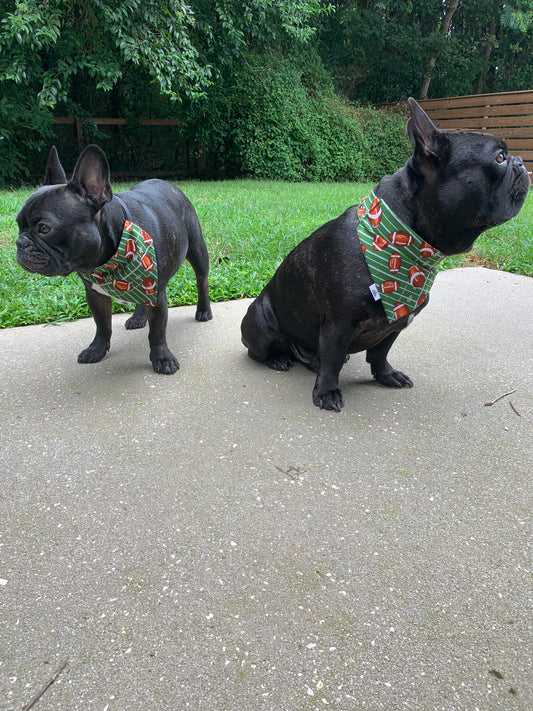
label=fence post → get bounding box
[197,143,206,172]
[75,120,84,151]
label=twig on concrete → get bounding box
[484,389,517,407]
[509,401,521,417]
[22,660,67,710]
[275,465,305,481]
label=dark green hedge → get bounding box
[190,54,411,182]
[1,54,411,184]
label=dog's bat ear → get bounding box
[44,146,67,185]
[407,97,450,171]
[68,144,113,211]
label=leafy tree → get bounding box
[418,0,461,100]
[0,0,325,180]
[0,0,211,179]
[317,0,441,103]
[1,0,532,183]
[480,0,533,92]
[317,0,533,102]
[0,0,211,105]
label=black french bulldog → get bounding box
[16,145,212,374]
[241,98,530,411]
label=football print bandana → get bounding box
[357,192,446,322]
[82,220,158,306]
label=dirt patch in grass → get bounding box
[465,252,498,270]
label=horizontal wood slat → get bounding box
[487,127,533,139]
[139,118,182,126]
[434,115,533,130]
[506,137,533,147]
[424,103,533,119]
[419,90,533,109]
[53,117,182,126]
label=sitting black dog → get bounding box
[241,98,530,410]
[16,145,212,374]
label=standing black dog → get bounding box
[16,145,212,374]
[241,98,530,411]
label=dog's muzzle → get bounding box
[510,155,531,202]
[16,235,51,273]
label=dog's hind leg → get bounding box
[241,295,294,371]
[125,303,148,330]
[185,223,212,322]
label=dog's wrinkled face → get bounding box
[405,99,530,254]
[443,132,529,225]
[464,135,530,227]
[16,145,113,276]
[16,185,104,276]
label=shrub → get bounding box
[357,105,412,180]
[1,51,411,184]
[0,85,55,185]
[188,53,411,182]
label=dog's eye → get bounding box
[496,151,506,164]
[37,222,51,235]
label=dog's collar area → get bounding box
[81,220,158,306]
[113,195,130,223]
[357,191,446,323]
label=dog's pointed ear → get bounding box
[68,145,113,211]
[407,97,450,165]
[44,146,67,185]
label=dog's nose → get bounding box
[16,235,31,249]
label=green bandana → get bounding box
[357,191,445,322]
[83,220,158,306]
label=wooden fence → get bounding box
[55,90,533,176]
[54,116,182,142]
[417,90,533,172]
[53,116,206,174]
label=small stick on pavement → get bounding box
[22,660,68,710]
[509,401,521,417]
[484,389,517,407]
[275,465,305,481]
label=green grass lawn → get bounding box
[0,179,531,328]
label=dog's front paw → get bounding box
[150,348,179,375]
[313,386,344,412]
[78,341,110,364]
[195,307,213,322]
[373,365,413,388]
